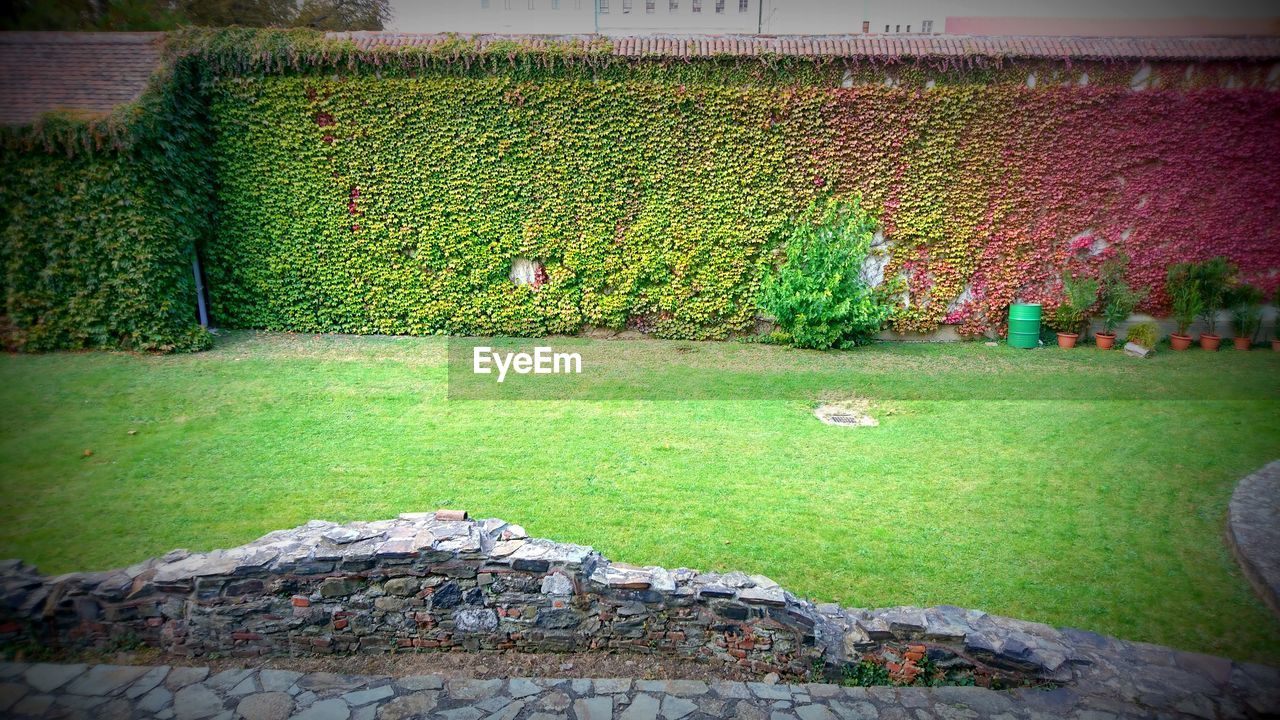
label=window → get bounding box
[622,0,631,12]
[884,24,889,32]
[715,0,724,12]
[692,0,701,12]
[669,0,677,8]
[862,20,869,33]
[738,0,748,11]
[552,0,559,7]
[599,0,608,12]
[646,0,654,11]
[906,25,910,32]
[921,20,933,33]
[480,0,489,7]
[895,24,900,32]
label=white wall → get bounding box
[388,0,1278,35]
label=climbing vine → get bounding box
[2,28,1278,348]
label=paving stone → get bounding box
[56,689,110,708]
[64,664,151,697]
[571,679,592,694]
[485,699,525,720]
[536,691,571,711]
[0,663,30,680]
[138,685,174,714]
[508,678,541,698]
[292,697,351,720]
[259,669,303,692]
[712,681,752,699]
[174,683,226,720]
[796,705,839,720]
[826,699,879,720]
[438,707,484,720]
[236,691,294,720]
[619,694,661,720]
[341,685,394,706]
[207,669,253,691]
[659,694,697,719]
[12,693,55,717]
[396,675,444,692]
[573,696,613,720]
[377,691,439,720]
[24,663,88,693]
[125,665,171,699]
[527,714,569,720]
[228,674,259,697]
[447,678,503,701]
[476,695,515,713]
[750,682,794,701]
[0,682,27,712]
[592,678,631,694]
[165,667,210,691]
[98,697,134,720]
[352,704,378,720]
[299,673,366,693]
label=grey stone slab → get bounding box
[592,678,631,694]
[795,705,839,720]
[619,694,661,720]
[64,664,152,697]
[485,699,525,720]
[228,674,259,697]
[711,681,752,699]
[447,678,503,701]
[24,663,88,693]
[0,663,30,680]
[174,683,226,720]
[660,694,697,719]
[749,683,793,701]
[293,698,351,720]
[396,675,444,692]
[165,667,210,692]
[139,685,174,714]
[826,699,879,720]
[125,665,171,699]
[437,707,484,720]
[508,678,541,699]
[259,669,303,693]
[377,691,439,720]
[206,669,253,691]
[573,696,613,720]
[0,682,28,712]
[342,685,394,706]
[12,693,55,717]
[236,691,294,720]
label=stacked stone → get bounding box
[0,513,1118,683]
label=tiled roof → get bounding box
[0,32,161,126]
[2,31,1278,127]
[338,32,1280,61]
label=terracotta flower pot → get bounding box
[1273,339,1280,352]
[1095,332,1116,350]
[1199,334,1221,351]
[1233,337,1251,351]
[1170,333,1193,351]
[1056,332,1079,349]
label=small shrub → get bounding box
[1098,254,1148,335]
[1124,321,1159,348]
[757,196,890,350]
[1166,263,1203,336]
[1226,283,1264,340]
[1047,273,1098,335]
[1189,257,1236,336]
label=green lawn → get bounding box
[1,331,1278,664]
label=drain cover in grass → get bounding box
[814,402,879,427]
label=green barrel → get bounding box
[1007,303,1042,349]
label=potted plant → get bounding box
[1226,283,1263,350]
[1165,263,1202,351]
[1096,254,1146,350]
[1049,273,1099,349]
[1190,257,1234,351]
[1124,321,1159,351]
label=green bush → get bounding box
[1048,273,1098,335]
[1124,321,1159,348]
[756,197,890,350]
[1226,283,1264,340]
[1190,257,1235,337]
[1165,263,1203,336]
[1098,253,1147,334]
[0,150,207,352]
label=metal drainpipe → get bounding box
[756,0,763,33]
[594,0,599,34]
[192,251,209,327]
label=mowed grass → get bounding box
[1,331,1278,664]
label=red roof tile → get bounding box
[0,32,161,126]
[3,30,1278,127]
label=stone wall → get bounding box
[2,513,1080,684]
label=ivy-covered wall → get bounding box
[202,48,1280,339]
[3,30,1279,348]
